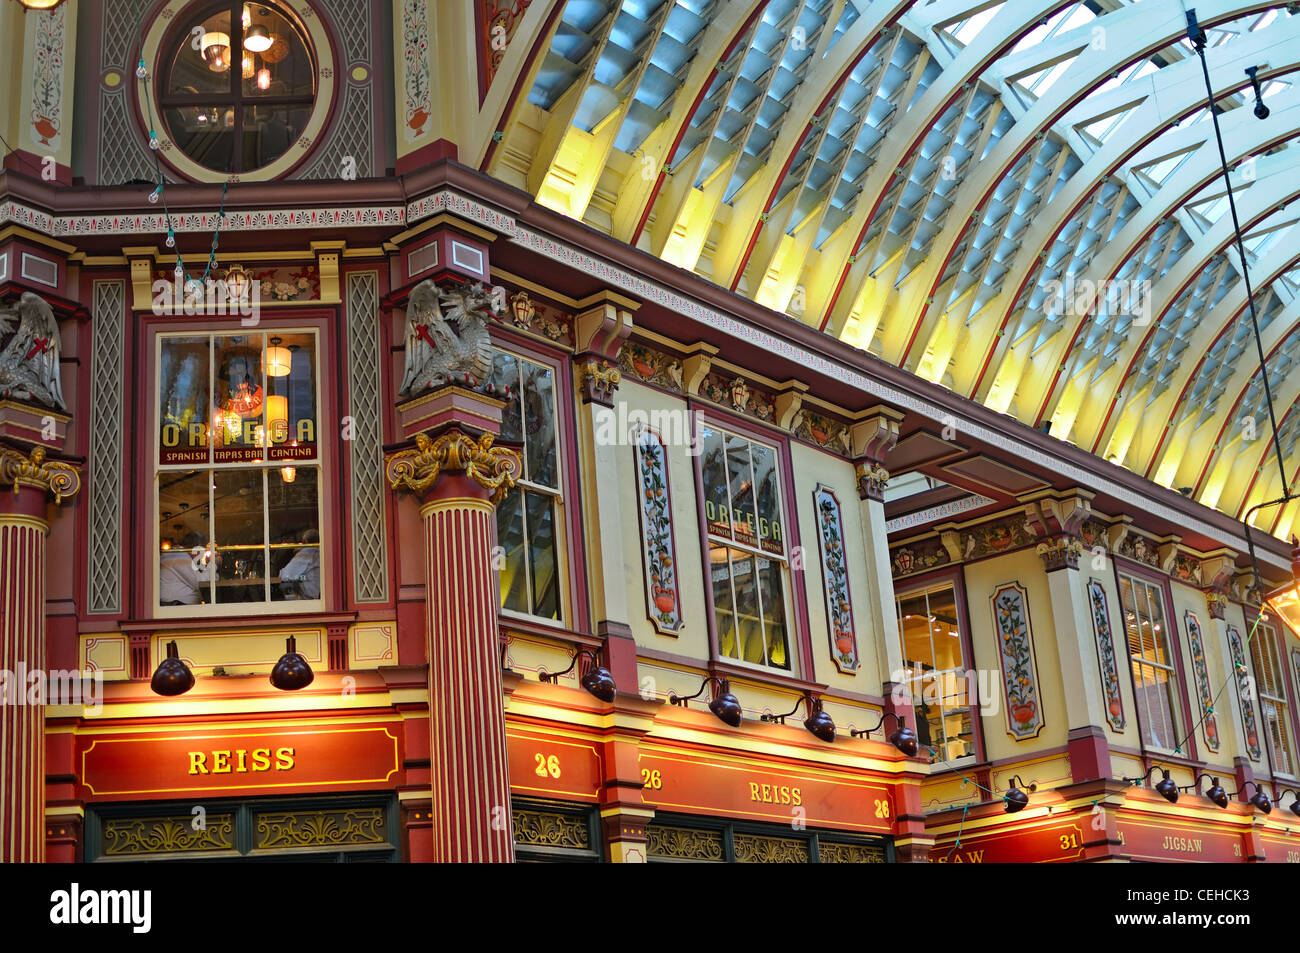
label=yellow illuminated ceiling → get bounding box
[488,0,1300,540]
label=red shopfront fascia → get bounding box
[74,718,403,802]
[504,730,900,835]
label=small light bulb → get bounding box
[165,232,175,248]
[136,59,148,79]
[148,187,161,204]
[174,264,184,280]
[149,131,160,151]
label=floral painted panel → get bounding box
[1183,612,1219,752]
[1086,579,1125,731]
[991,583,1044,740]
[634,428,682,635]
[1293,649,1300,706]
[1227,626,1262,760]
[813,485,858,673]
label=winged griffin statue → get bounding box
[0,291,66,411]
[397,279,501,399]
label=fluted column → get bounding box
[0,444,79,862]
[387,422,521,862]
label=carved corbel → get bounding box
[1156,539,1182,575]
[680,342,719,396]
[1022,491,1093,571]
[939,529,964,563]
[774,380,808,430]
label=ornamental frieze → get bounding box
[791,408,852,455]
[890,537,951,578]
[617,340,684,392]
[499,289,572,345]
[702,371,776,423]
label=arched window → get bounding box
[160,2,316,173]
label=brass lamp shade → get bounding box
[1264,538,1300,635]
[11,0,68,8]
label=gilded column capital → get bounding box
[386,428,521,504]
[0,444,81,505]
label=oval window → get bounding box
[160,2,316,174]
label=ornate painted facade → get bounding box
[0,0,1298,869]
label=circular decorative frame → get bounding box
[134,0,337,182]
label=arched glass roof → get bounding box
[491,0,1300,539]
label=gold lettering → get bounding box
[250,748,271,771]
[211,750,232,773]
[235,749,247,772]
[749,782,761,802]
[297,418,315,443]
[242,420,258,444]
[187,751,208,775]
[792,788,801,806]
[274,746,295,770]
[188,422,207,446]
[162,424,180,447]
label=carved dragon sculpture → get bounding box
[397,279,499,398]
[0,291,66,411]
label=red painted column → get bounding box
[0,444,80,863]
[387,419,522,862]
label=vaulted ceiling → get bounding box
[486,0,1300,540]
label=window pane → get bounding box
[160,336,212,466]
[758,556,789,670]
[928,589,963,671]
[730,552,764,665]
[241,5,315,97]
[725,434,758,549]
[751,443,783,555]
[240,103,310,170]
[898,593,935,671]
[265,332,317,462]
[214,335,266,463]
[700,427,730,540]
[269,467,319,601]
[522,362,557,489]
[165,106,235,172]
[711,546,737,660]
[489,352,522,445]
[213,469,265,603]
[525,491,560,620]
[496,486,528,613]
[159,470,214,605]
[167,9,233,96]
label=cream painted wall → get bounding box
[961,548,1068,765]
[787,439,884,696]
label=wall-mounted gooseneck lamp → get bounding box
[540,649,617,702]
[1192,774,1231,809]
[269,636,314,691]
[669,676,743,727]
[1003,775,1036,814]
[1125,766,1180,804]
[849,710,919,757]
[1277,789,1300,818]
[1244,66,1270,120]
[1238,780,1273,815]
[761,693,835,743]
[150,640,195,696]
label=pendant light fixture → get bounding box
[669,675,743,727]
[244,24,274,52]
[540,648,616,702]
[269,636,314,690]
[151,641,195,696]
[10,0,68,8]
[1263,538,1300,635]
[202,31,231,71]
[1002,775,1036,814]
[1194,774,1230,809]
[1125,765,1180,804]
[849,709,920,756]
[1238,780,1273,815]
[265,336,292,377]
[761,692,835,743]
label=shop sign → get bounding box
[1117,815,1246,862]
[1259,830,1300,863]
[931,819,1087,863]
[506,728,603,803]
[77,722,401,800]
[636,748,894,833]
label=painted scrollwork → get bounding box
[102,815,235,856]
[0,444,81,504]
[385,429,521,504]
[254,808,386,849]
[0,292,66,411]
[397,280,499,398]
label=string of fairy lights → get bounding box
[132,0,232,290]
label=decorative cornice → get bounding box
[0,444,80,505]
[385,429,521,504]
